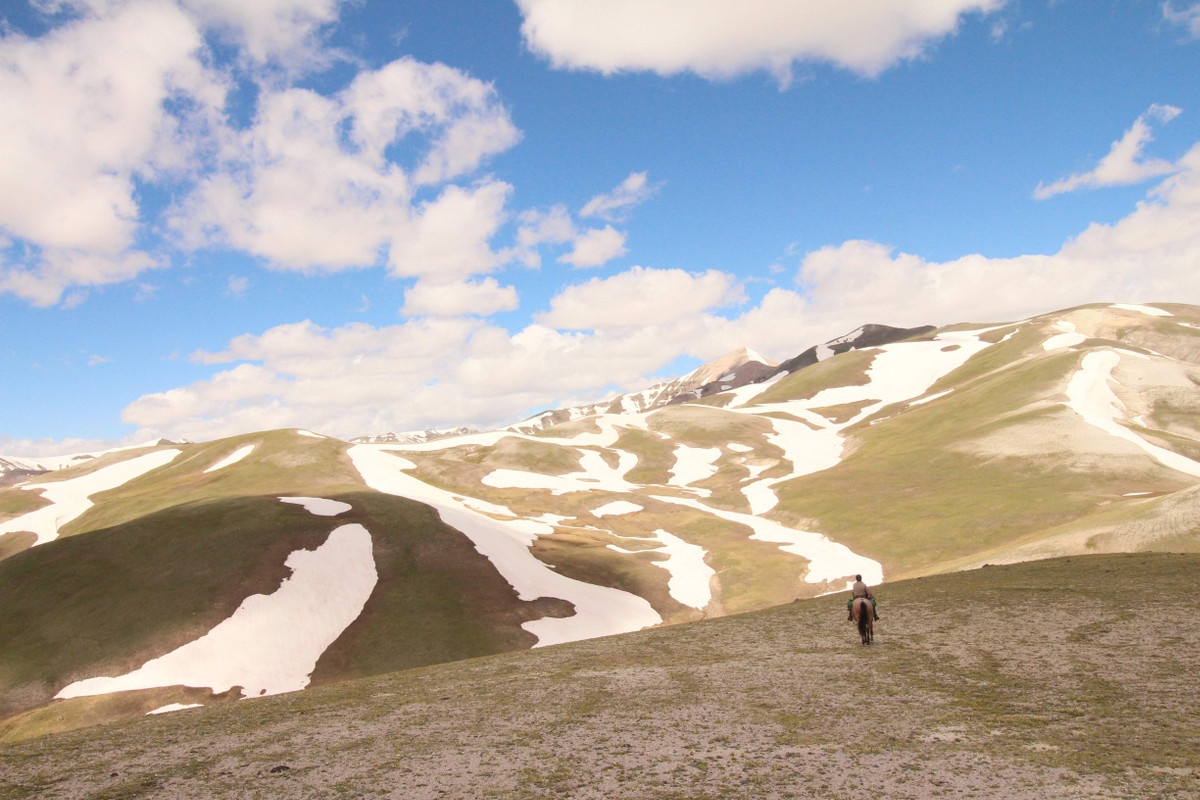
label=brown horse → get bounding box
[852,597,874,645]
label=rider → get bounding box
[846,574,880,621]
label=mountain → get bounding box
[349,427,479,445]
[505,324,936,435]
[1,301,1198,741]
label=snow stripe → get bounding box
[203,444,255,473]
[349,444,660,646]
[1065,350,1200,478]
[0,450,181,546]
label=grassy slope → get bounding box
[0,553,1194,799]
[768,337,1199,579]
[0,432,574,735]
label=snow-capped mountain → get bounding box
[3,301,1199,742]
[350,427,479,445]
[505,325,935,434]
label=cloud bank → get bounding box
[120,136,1200,443]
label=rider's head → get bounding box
[855,574,862,582]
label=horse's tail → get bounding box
[856,600,868,637]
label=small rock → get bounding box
[269,765,291,774]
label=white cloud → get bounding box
[1,7,523,305]
[170,59,520,276]
[387,182,514,281]
[558,225,627,268]
[181,0,341,70]
[537,266,744,330]
[1035,104,1183,199]
[1164,2,1200,38]
[789,140,1200,335]
[514,205,576,267]
[0,0,221,304]
[518,189,643,270]
[517,0,1004,82]
[580,171,659,221]
[0,248,161,307]
[402,277,519,318]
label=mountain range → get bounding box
[1,300,1198,741]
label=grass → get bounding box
[766,347,1199,578]
[744,349,875,406]
[1,553,1194,800]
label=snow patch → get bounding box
[57,523,378,700]
[147,703,202,716]
[592,501,643,517]
[280,497,352,517]
[1112,304,1172,317]
[909,390,954,407]
[730,327,1001,515]
[483,448,640,495]
[668,445,722,491]
[656,494,882,586]
[1065,350,1200,478]
[0,450,181,546]
[609,529,714,609]
[203,445,255,473]
[1043,333,1087,350]
[349,445,661,646]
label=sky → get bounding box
[2,0,1199,455]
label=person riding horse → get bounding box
[846,574,880,621]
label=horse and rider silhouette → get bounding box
[847,574,879,645]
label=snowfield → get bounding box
[667,445,722,493]
[591,501,643,517]
[654,494,883,588]
[0,449,181,546]
[203,444,255,473]
[57,507,378,701]
[608,529,715,610]
[349,445,662,646]
[725,328,1002,513]
[1065,350,1200,478]
[280,496,353,517]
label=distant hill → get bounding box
[1,301,1198,740]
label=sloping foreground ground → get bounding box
[2,553,1197,800]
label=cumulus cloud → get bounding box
[180,0,342,70]
[173,59,520,275]
[794,140,1200,331]
[517,0,1003,82]
[0,0,219,304]
[558,225,627,268]
[537,266,745,330]
[0,6,524,304]
[1035,104,1184,199]
[402,277,520,318]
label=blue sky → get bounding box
[2,0,1199,453]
